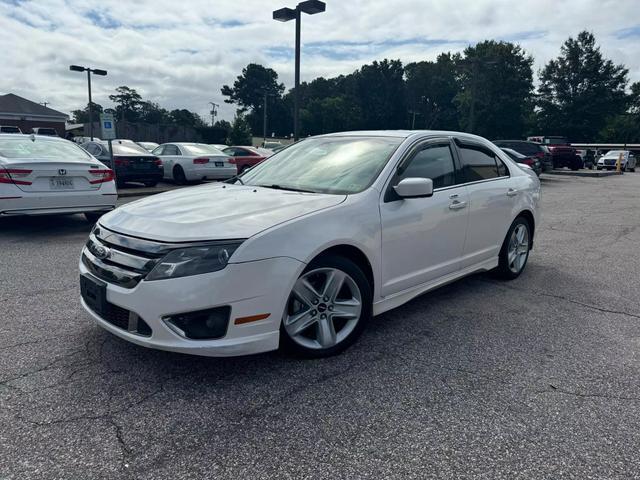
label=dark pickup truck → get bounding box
[527,136,582,170]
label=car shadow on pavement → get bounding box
[0,213,94,238]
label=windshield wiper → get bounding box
[257,184,315,193]
[224,174,244,185]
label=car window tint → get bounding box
[399,144,456,189]
[459,145,499,181]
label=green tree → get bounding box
[108,86,143,122]
[455,40,534,138]
[221,63,285,134]
[405,53,460,130]
[537,31,628,141]
[70,102,103,123]
[138,102,171,124]
[169,109,206,128]
[354,59,406,129]
[229,114,253,145]
[599,81,640,142]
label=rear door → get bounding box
[453,138,514,268]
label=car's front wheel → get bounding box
[280,254,371,358]
[495,217,531,280]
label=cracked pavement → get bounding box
[1,173,640,479]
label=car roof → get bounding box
[0,133,64,142]
[315,130,495,143]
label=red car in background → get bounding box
[527,136,582,170]
[222,146,273,173]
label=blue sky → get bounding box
[1,0,639,122]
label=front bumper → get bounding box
[79,256,303,357]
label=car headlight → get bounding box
[147,241,244,281]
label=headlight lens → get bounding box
[147,242,243,281]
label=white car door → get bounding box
[453,139,514,269]
[152,145,170,178]
[380,138,469,296]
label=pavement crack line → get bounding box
[480,279,640,320]
[535,386,640,402]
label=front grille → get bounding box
[82,226,166,288]
[604,159,616,166]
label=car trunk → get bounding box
[6,160,108,193]
[115,155,160,172]
[194,155,234,168]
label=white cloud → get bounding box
[1,0,639,124]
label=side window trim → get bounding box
[383,137,461,203]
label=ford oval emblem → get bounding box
[93,245,111,260]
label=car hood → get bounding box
[100,183,346,242]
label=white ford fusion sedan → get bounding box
[79,131,540,358]
[1,134,117,221]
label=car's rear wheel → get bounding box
[173,165,187,184]
[280,254,371,358]
[495,217,531,280]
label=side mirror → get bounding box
[393,177,433,198]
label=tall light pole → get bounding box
[70,65,107,141]
[273,0,325,141]
[209,102,219,126]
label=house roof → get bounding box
[0,93,68,120]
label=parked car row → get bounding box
[0,126,59,136]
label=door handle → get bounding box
[449,193,459,199]
[449,200,467,210]
[506,188,519,197]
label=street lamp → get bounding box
[273,0,326,141]
[69,65,107,140]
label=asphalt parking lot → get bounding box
[1,173,640,479]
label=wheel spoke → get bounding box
[323,270,346,301]
[332,299,361,320]
[316,317,337,347]
[285,310,317,336]
[516,226,525,243]
[508,250,517,267]
[292,279,320,307]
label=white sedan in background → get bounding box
[152,143,236,184]
[596,150,636,172]
[0,134,116,222]
[80,130,540,358]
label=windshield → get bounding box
[604,150,625,157]
[182,144,225,156]
[239,136,403,194]
[0,137,92,159]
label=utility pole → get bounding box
[209,102,219,126]
[40,101,50,108]
[69,65,107,141]
[262,92,275,145]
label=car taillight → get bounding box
[114,157,130,166]
[522,158,534,166]
[152,157,162,166]
[227,158,236,164]
[0,168,32,185]
[193,157,209,164]
[534,151,544,158]
[89,169,115,184]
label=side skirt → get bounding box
[372,257,498,316]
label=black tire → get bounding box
[144,181,158,187]
[85,212,104,224]
[173,165,187,185]
[494,216,531,280]
[630,168,635,172]
[596,166,602,170]
[280,254,372,358]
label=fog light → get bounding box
[164,306,230,340]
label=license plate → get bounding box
[215,161,224,167]
[50,177,74,189]
[80,274,107,316]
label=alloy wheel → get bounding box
[283,267,362,350]
[507,224,529,274]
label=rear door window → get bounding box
[458,142,510,182]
